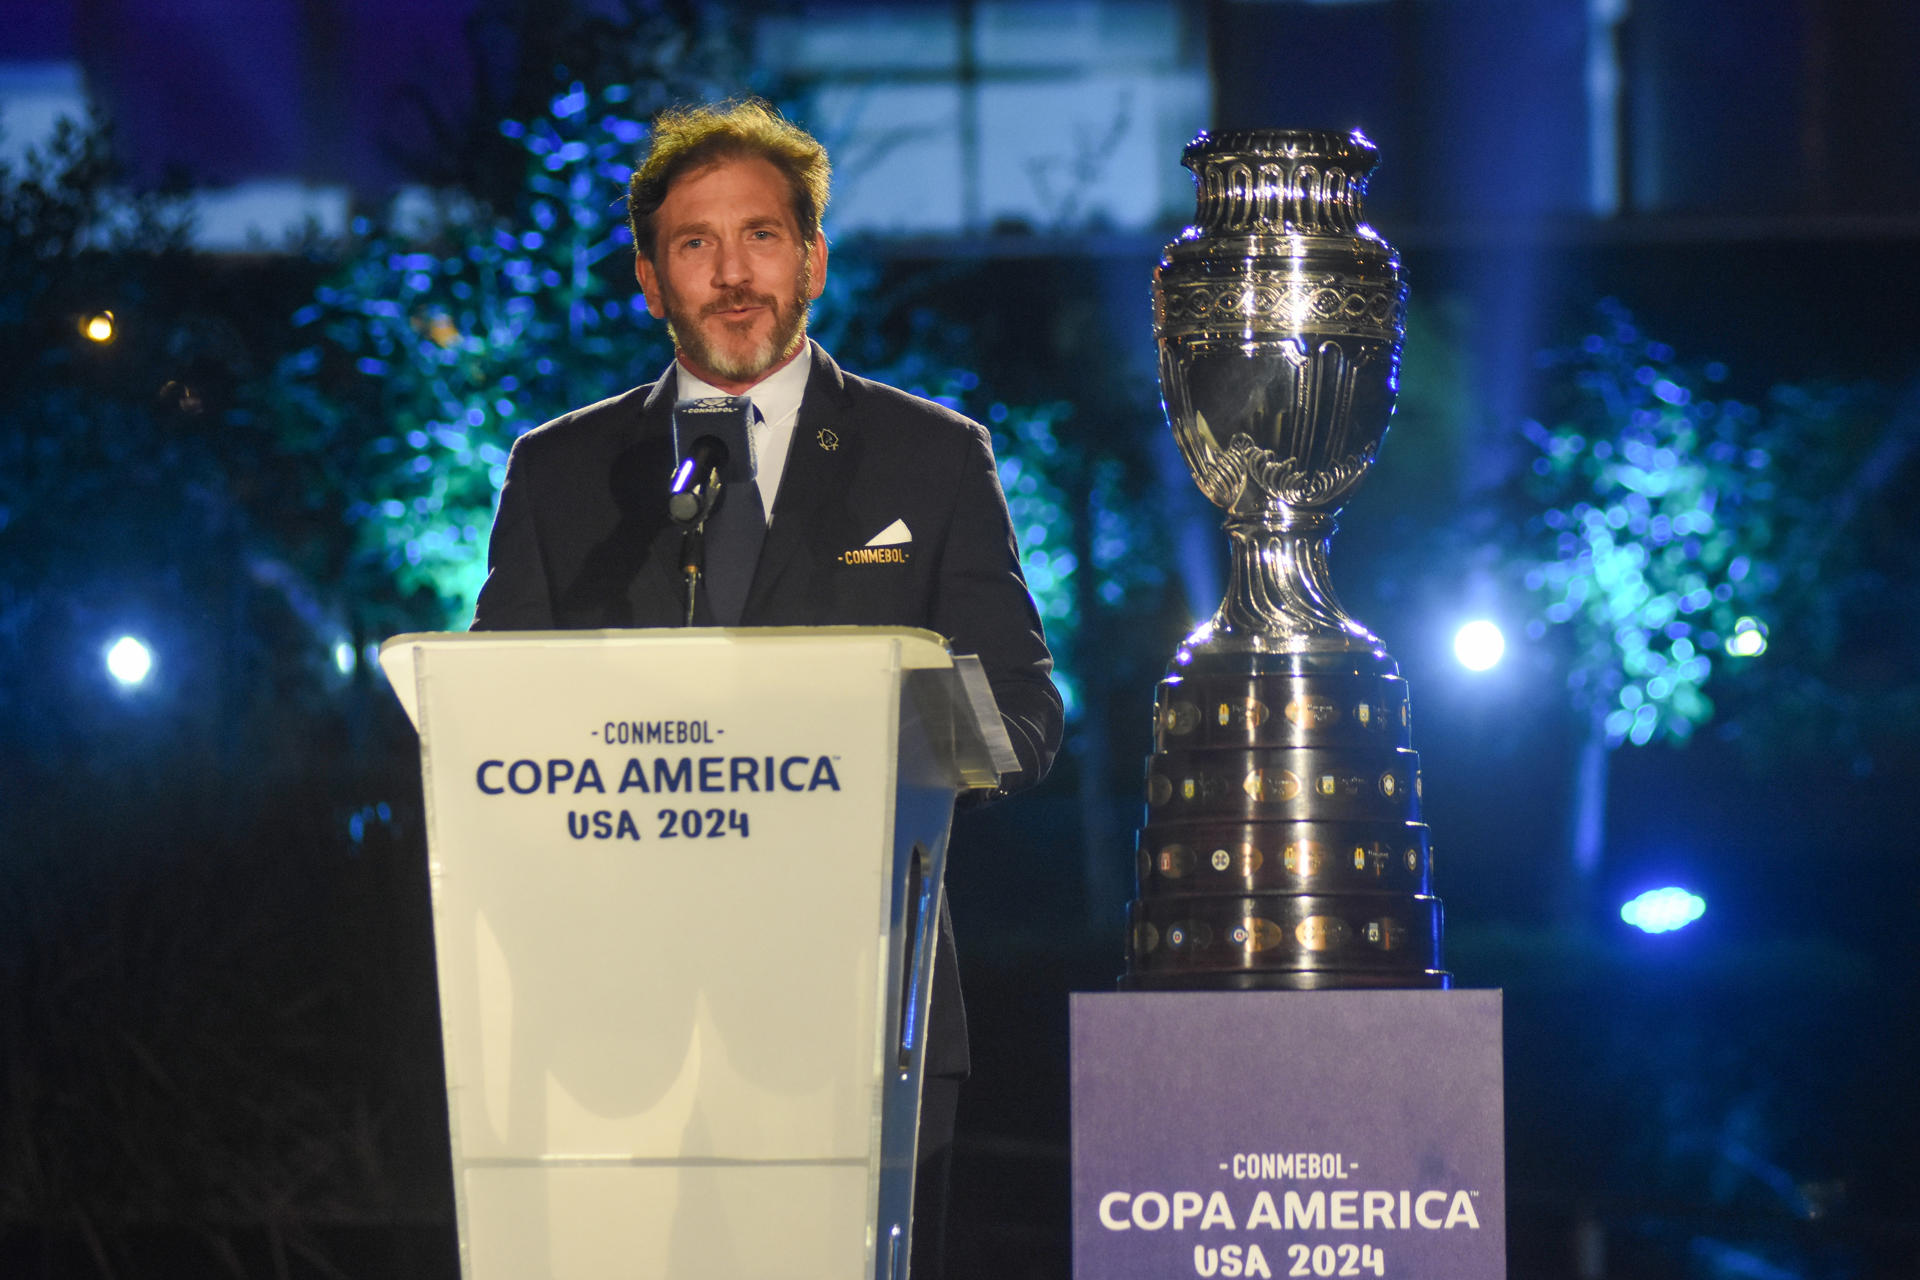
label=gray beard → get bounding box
[663,264,813,384]
[673,304,809,382]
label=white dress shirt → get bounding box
[674,345,811,524]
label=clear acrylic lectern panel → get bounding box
[381,628,1008,1280]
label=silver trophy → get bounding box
[1156,128,1406,657]
[1127,130,1447,990]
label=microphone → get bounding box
[669,396,757,526]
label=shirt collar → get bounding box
[674,341,812,425]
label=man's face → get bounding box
[635,154,828,393]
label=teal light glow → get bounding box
[1726,616,1768,657]
[1621,886,1706,933]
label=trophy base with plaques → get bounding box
[1125,645,1448,991]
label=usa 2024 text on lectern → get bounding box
[380,627,1016,1280]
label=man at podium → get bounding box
[470,98,1063,1276]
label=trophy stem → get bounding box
[1190,511,1382,654]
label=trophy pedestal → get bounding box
[1071,990,1506,1280]
[1126,647,1448,990]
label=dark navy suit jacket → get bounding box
[471,341,1063,1076]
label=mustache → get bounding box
[702,289,779,318]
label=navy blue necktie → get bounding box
[703,408,766,626]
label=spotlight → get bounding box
[333,641,356,675]
[105,635,153,686]
[1726,616,1768,658]
[1621,886,1705,934]
[1452,619,1506,671]
[81,311,116,344]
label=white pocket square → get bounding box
[865,519,911,546]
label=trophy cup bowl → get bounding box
[1126,129,1446,991]
[1155,129,1407,656]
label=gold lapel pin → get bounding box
[816,427,839,451]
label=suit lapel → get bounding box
[622,364,692,625]
[747,342,852,619]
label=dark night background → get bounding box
[3,2,1918,1278]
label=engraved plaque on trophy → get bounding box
[1126,129,1448,990]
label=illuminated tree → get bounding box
[274,83,671,616]
[1516,300,1782,916]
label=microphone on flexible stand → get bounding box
[668,436,730,526]
[675,520,708,626]
[668,396,759,625]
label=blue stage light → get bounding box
[1621,887,1705,933]
[105,635,153,686]
[1453,619,1507,671]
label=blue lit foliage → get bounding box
[278,83,672,621]
[987,403,1146,717]
[1521,302,1779,747]
[993,412,1078,623]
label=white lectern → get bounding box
[381,627,1014,1280]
